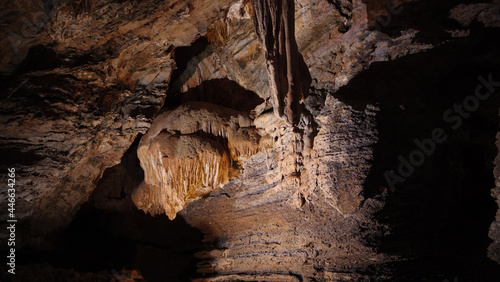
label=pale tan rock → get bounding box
[133,133,230,219]
[133,102,263,219]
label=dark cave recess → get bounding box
[11,136,204,282]
[335,26,500,280]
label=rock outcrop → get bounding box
[133,101,262,219]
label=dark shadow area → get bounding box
[161,38,263,114]
[0,148,43,169]
[14,135,204,282]
[334,26,500,280]
[13,44,60,74]
[176,78,264,112]
[163,36,214,110]
[362,0,486,44]
[15,209,203,281]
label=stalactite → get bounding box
[133,133,230,219]
[72,0,96,17]
[207,19,230,47]
[132,102,270,219]
[250,0,311,126]
[250,0,316,179]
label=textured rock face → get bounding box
[0,55,165,241]
[182,96,386,281]
[133,102,262,219]
[0,0,233,241]
[1,0,500,280]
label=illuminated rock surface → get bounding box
[133,102,261,219]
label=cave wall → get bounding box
[0,0,234,242]
[1,0,500,280]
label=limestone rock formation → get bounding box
[0,0,233,242]
[133,102,262,219]
[251,0,311,125]
[1,0,500,281]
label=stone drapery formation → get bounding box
[0,0,236,243]
[133,102,263,219]
[250,0,316,178]
[250,0,311,126]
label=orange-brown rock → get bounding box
[133,102,262,219]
